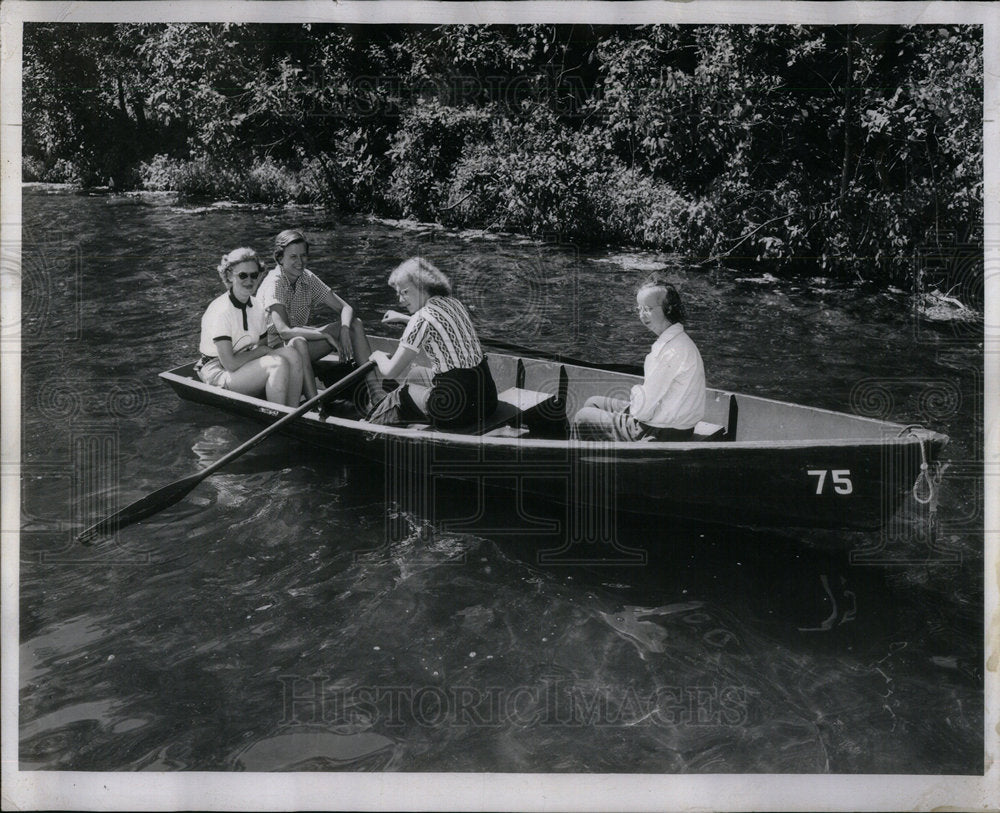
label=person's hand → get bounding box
[382,309,408,325]
[338,325,354,362]
[369,350,388,373]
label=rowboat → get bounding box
[159,337,948,533]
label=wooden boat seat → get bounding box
[408,388,558,436]
[400,361,568,437]
[692,421,726,440]
[645,394,739,442]
[701,394,738,441]
[497,387,557,415]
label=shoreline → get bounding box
[16,183,983,320]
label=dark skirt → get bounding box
[426,356,498,428]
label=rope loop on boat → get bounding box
[897,424,935,505]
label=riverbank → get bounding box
[17,182,984,322]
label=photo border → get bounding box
[2,2,997,811]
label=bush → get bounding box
[241,158,302,204]
[22,155,46,182]
[386,100,494,219]
[446,114,694,247]
[172,158,234,198]
[298,129,389,211]
[45,158,84,185]
[138,154,186,191]
[591,164,689,248]
[445,114,597,237]
[140,154,301,202]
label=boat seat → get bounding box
[468,388,557,435]
[643,395,738,442]
[497,387,557,416]
[409,388,556,435]
[700,394,738,441]
[475,398,525,434]
[692,421,726,440]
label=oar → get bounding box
[77,360,376,546]
[479,336,642,375]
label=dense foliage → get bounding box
[23,23,982,286]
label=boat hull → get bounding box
[159,349,948,533]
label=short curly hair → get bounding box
[217,247,263,289]
[388,257,452,297]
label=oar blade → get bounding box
[77,360,377,546]
[77,474,203,546]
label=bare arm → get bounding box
[381,309,410,325]
[215,338,272,372]
[319,289,360,357]
[269,303,337,347]
[369,345,419,380]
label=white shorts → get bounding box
[195,357,233,389]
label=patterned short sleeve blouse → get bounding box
[398,296,483,374]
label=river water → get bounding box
[17,187,984,774]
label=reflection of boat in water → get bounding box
[160,337,948,535]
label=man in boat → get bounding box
[571,274,705,442]
[257,228,380,405]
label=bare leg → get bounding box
[263,356,292,406]
[226,358,274,399]
[307,325,338,363]
[288,336,317,399]
[274,346,305,406]
[347,318,385,406]
[225,354,292,405]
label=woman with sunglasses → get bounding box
[195,247,311,407]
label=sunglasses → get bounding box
[235,270,262,282]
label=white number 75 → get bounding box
[807,469,853,495]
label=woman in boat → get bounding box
[195,247,310,408]
[367,257,498,429]
[256,229,382,400]
[571,273,705,441]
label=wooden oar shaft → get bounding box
[199,360,375,478]
[77,360,375,545]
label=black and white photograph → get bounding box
[1,1,997,810]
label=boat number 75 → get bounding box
[807,469,853,495]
